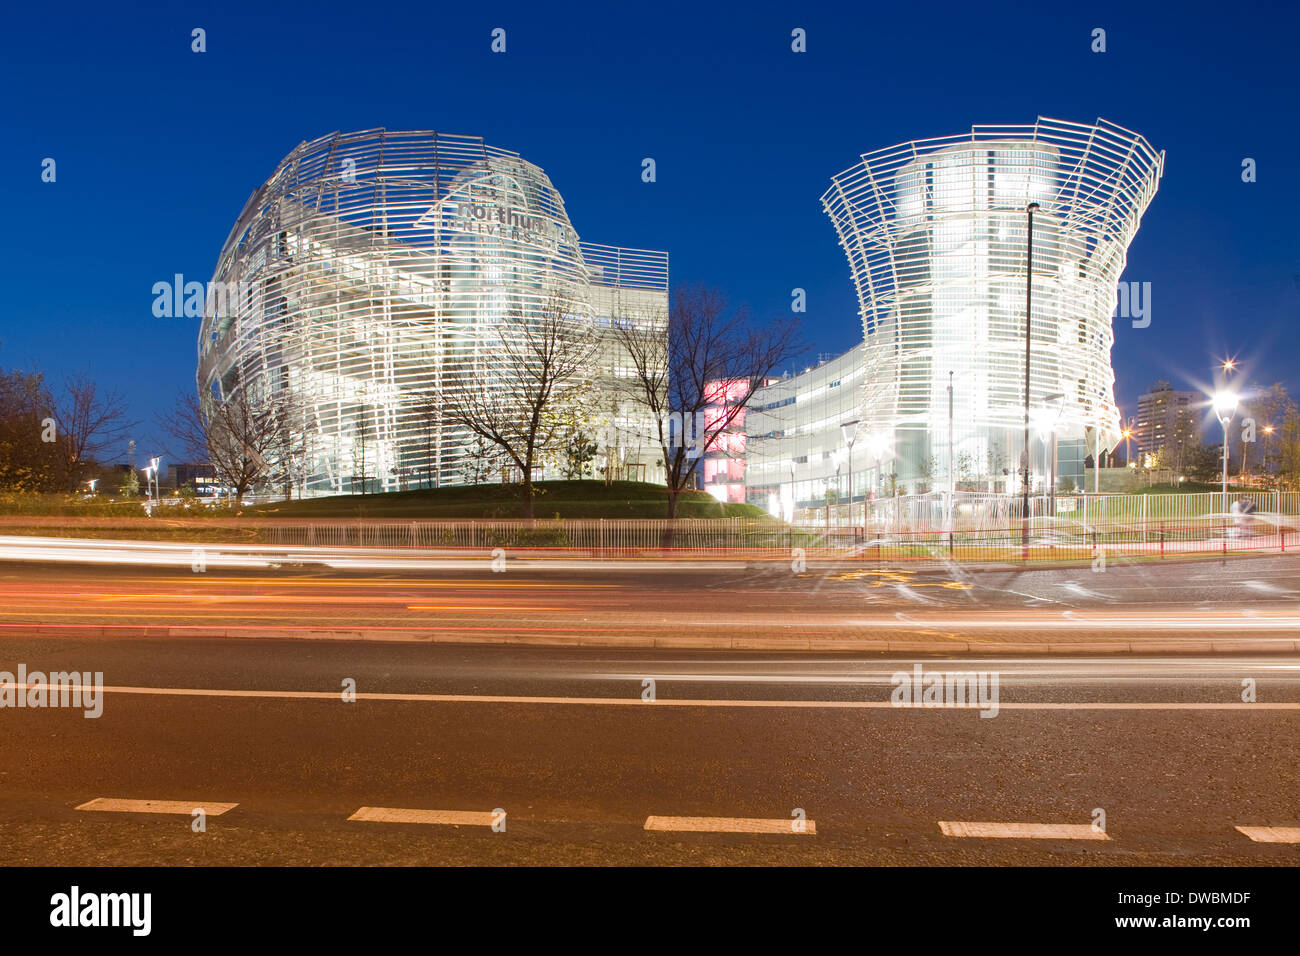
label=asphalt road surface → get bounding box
[1,638,1298,864]
[1,555,1297,865]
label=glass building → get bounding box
[744,346,870,520]
[821,117,1164,494]
[198,129,667,496]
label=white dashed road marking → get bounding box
[1234,826,1300,843]
[347,807,499,826]
[644,815,815,835]
[938,821,1109,840]
[75,797,238,815]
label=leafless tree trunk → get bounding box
[159,390,293,501]
[414,390,441,489]
[612,284,800,519]
[55,373,132,491]
[444,293,598,518]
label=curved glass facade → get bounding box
[822,117,1164,492]
[198,128,667,495]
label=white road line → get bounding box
[6,683,1299,710]
[1234,825,1300,843]
[939,821,1109,840]
[75,797,237,815]
[348,807,498,826]
[644,815,815,835]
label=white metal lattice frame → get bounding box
[199,129,668,495]
[821,116,1164,474]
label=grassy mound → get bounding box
[243,480,764,519]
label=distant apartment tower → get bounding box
[1135,383,1201,461]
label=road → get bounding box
[1,649,1299,865]
[1,555,1297,865]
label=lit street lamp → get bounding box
[1213,390,1238,513]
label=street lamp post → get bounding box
[1038,393,1065,516]
[834,460,843,529]
[1021,202,1040,551]
[1093,418,1101,493]
[1213,390,1238,514]
[787,461,797,525]
[947,370,955,499]
[841,419,860,528]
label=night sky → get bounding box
[2,0,1296,459]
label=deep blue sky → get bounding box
[2,0,1297,459]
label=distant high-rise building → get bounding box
[1135,383,1202,464]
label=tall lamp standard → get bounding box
[841,419,860,528]
[1038,392,1065,516]
[1213,390,1238,513]
[834,456,844,529]
[1021,201,1040,550]
[141,463,156,504]
[786,460,797,524]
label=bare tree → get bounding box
[158,392,208,464]
[613,284,800,518]
[1231,382,1295,478]
[159,390,294,501]
[55,373,132,491]
[413,390,441,489]
[351,413,372,496]
[444,293,598,517]
[459,432,501,485]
